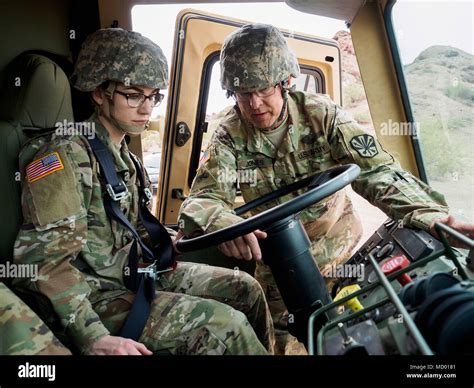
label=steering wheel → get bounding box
[176,164,360,252]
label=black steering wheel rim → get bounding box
[177,164,360,252]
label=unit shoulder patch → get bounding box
[349,134,379,158]
[26,152,64,183]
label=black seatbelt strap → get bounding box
[22,126,57,137]
[119,242,153,341]
[129,154,175,271]
[86,136,175,341]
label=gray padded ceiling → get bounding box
[285,0,366,24]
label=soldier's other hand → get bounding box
[86,335,153,355]
[173,229,185,254]
[430,215,474,249]
[218,229,267,262]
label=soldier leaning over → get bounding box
[178,23,474,354]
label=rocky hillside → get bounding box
[334,32,473,179]
[404,45,473,133]
[334,32,473,220]
[332,31,375,134]
[404,45,473,220]
[404,46,473,180]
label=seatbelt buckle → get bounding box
[137,261,158,280]
[106,182,129,201]
[137,261,175,280]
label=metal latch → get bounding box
[106,182,129,201]
[137,261,175,280]
[171,188,187,201]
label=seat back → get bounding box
[0,53,74,263]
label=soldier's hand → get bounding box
[430,215,474,249]
[218,229,267,262]
[86,335,153,355]
[173,229,185,254]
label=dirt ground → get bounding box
[346,187,387,252]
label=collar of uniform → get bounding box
[244,94,301,158]
[90,113,130,173]
[246,125,274,158]
[235,107,266,156]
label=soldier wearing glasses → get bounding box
[13,28,274,356]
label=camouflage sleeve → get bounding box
[12,139,110,351]
[178,127,243,236]
[0,283,71,355]
[325,104,449,231]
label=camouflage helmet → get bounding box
[220,23,300,92]
[71,28,168,91]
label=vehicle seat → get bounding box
[0,53,74,265]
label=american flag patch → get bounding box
[199,149,210,166]
[26,152,64,183]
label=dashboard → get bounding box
[310,219,474,355]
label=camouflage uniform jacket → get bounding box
[179,91,449,241]
[13,114,152,351]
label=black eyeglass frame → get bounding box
[114,89,165,108]
[232,84,280,102]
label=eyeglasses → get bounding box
[234,85,278,101]
[114,90,165,108]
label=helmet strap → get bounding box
[104,81,116,99]
[109,106,147,135]
[275,100,288,125]
[268,81,289,130]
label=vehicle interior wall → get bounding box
[0,0,102,121]
[0,0,72,87]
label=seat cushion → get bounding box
[0,120,26,261]
[0,53,73,263]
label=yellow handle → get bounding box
[334,284,364,312]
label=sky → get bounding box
[131,1,473,114]
[392,0,473,64]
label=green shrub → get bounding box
[419,118,468,180]
[343,83,366,106]
[445,50,459,58]
[353,110,371,124]
[445,83,474,105]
